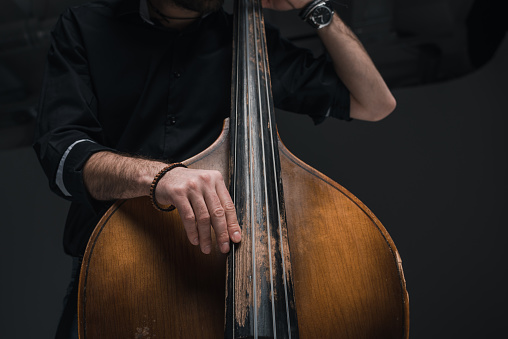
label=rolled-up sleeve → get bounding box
[266,24,351,124]
[33,8,114,207]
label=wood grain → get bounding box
[78,124,409,338]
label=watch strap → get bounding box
[299,0,334,21]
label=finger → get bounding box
[203,189,231,254]
[190,195,213,254]
[173,197,200,247]
[216,181,241,244]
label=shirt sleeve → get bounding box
[33,8,114,209]
[266,23,351,124]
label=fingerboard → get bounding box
[225,0,299,338]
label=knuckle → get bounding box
[170,184,186,197]
[182,213,195,223]
[199,172,212,183]
[212,170,223,181]
[217,230,229,241]
[224,201,236,212]
[212,206,225,218]
[196,213,211,225]
[186,179,198,191]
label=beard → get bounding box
[170,0,225,14]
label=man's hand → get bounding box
[155,167,241,255]
[83,152,241,255]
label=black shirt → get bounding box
[33,0,350,257]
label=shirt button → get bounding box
[173,71,181,78]
[169,116,176,125]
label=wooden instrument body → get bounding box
[78,121,409,338]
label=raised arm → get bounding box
[263,0,396,121]
[316,12,396,121]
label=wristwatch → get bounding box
[299,0,335,30]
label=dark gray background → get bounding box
[1,0,507,338]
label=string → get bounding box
[242,2,258,337]
[256,2,294,335]
[251,1,278,337]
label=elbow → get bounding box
[371,94,397,122]
[361,93,396,122]
[350,93,397,122]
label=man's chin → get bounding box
[172,0,225,14]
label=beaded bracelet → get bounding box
[149,162,188,212]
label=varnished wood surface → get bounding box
[78,123,231,339]
[78,121,409,338]
[279,142,409,339]
[79,0,408,336]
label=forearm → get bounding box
[83,151,167,201]
[83,151,241,254]
[263,0,396,121]
[317,14,396,121]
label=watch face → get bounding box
[311,7,333,26]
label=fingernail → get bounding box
[221,242,230,253]
[233,231,241,242]
[193,238,199,245]
[203,245,211,254]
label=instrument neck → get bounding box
[225,0,299,338]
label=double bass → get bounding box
[77,0,409,337]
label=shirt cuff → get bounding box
[55,139,115,211]
[328,88,352,122]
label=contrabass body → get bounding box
[77,1,409,338]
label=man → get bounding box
[34,0,395,337]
